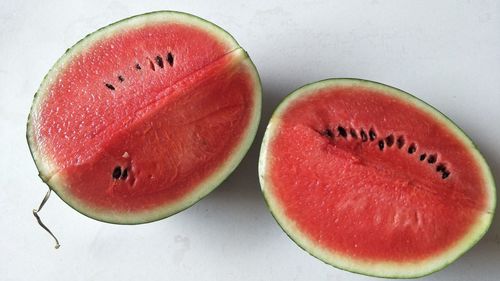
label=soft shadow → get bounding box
[171,79,290,237]
[421,126,500,280]
[150,80,295,271]
[198,79,288,214]
[469,137,500,240]
[165,76,500,275]
[420,239,500,280]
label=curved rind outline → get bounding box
[258,78,496,278]
[27,11,262,224]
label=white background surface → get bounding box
[1,1,499,280]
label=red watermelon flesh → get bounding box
[28,12,261,223]
[259,79,495,278]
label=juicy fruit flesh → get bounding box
[62,50,254,211]
[31,20,257,213]
[267,85,488,261]
[35,23,234,174]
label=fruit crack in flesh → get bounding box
[41,47,247,181]
[85,48,243,145]
[36,45,256,212]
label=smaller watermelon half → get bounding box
[259,79,495,278]
[27,11,261,224]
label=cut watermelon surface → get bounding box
[27,11,261,224]
[259,79,495,278]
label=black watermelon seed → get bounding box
[369,129,377,141]
[350,128,358,139]
[323,128,334,138]
[338,126,347,138]
[427,154,437,164]
[360,129,368,142]
[436,164,446,172]
[385,135,394,147]
[378,140,385,151]
[408,143,416,154]
[419,153,427,161]
[155,55,164,68]
[105,83,115,90]
[112,166,122,179]
[397,136,405,149]
[148,58,155,70]
[135,63,142,70]
[167,52,174,66]
[121,168,128,179]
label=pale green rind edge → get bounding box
[258,78,496,278]
[27,11,262,224]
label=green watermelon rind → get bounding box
[258,78,496,278]
[27,11,262,224]
[27,10,242,179]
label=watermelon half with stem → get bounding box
[259,79,495,278]
[27,11,261,224]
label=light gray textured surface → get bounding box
[1,1,499,280]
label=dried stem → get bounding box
[33,189,60,249]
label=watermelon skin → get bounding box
[259,79,495,278]
[27,11,261,224]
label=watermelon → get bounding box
[259,79,495,278]
[27,11,261,224]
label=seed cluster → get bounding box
[321,125,451,179]
[104,52,175,91]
